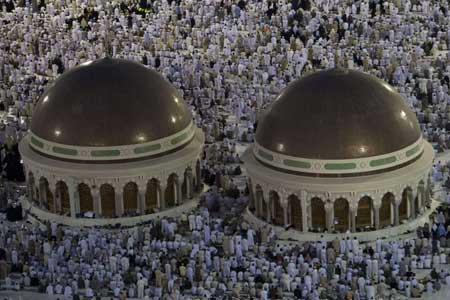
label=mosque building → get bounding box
[243,68,434,234]
[19,58,204,223]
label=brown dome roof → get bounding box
[30,58,192,147]
[256,68,422,160]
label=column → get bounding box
[393,201,400,226]
[266,200,271,222]
[74,186,80,214]
[307,202,312,229]
[350,208,357,233]
[417,185,423,211]
[138,186,146,215]
[373,205,380,230]
[325,202,333,232]
[301,196,308,233]
[67,182,77,217]
[115,189,124,217]
[283,203,289,227]
[176,177,183,205]
[92,187,101,216]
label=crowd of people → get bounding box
[2,0,450,299]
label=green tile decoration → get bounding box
[283,159,311,169]
[52,146,78,156]
[369,156,396,167]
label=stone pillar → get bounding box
[265,199,271,222]
[283,202,289,227]
[301,196,308,233]
[115,190,124,217]
[373,205,380,230]
[325,202,333,232]
[350,208,357,233]
[138,186,146,215]
[307,202,312,229]
[67,182,77,217]
[417,185,423,211]
[92,187,101,216]
[176,177,183,205]
[393,201,400,226]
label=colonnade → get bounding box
[250,181,430,233]
[25,161,202,218]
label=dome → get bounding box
[256,69,422,161]
[30,58,192,147]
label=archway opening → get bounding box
[78,183,93,214]
[334,198,349,232]
[288,195,302,231]
[145,179,159,213]
[380,192,394,227]
[269,191,283,226]
[100,184,115,217]
[123,182,138,215]
[311,197,326,231]
[56,181,70,216]
[356,196,373,229]
[165,174,178,208]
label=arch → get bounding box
[56,181,70,215]
[123,182,138,215]
[334,198,349,232]
[145,178,159,213]
[357,196,373,229]
[400,187,412,221]
[311,197,326,231]
[78,183,93,213]
[39,177,54,212]
[269,191,283,226]
[165,174,178,208]
[380,192,394,227]
[100,184,115,217]
[288,194,302,231]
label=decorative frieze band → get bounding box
[28,121,196,161]
[253,137,424,175]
